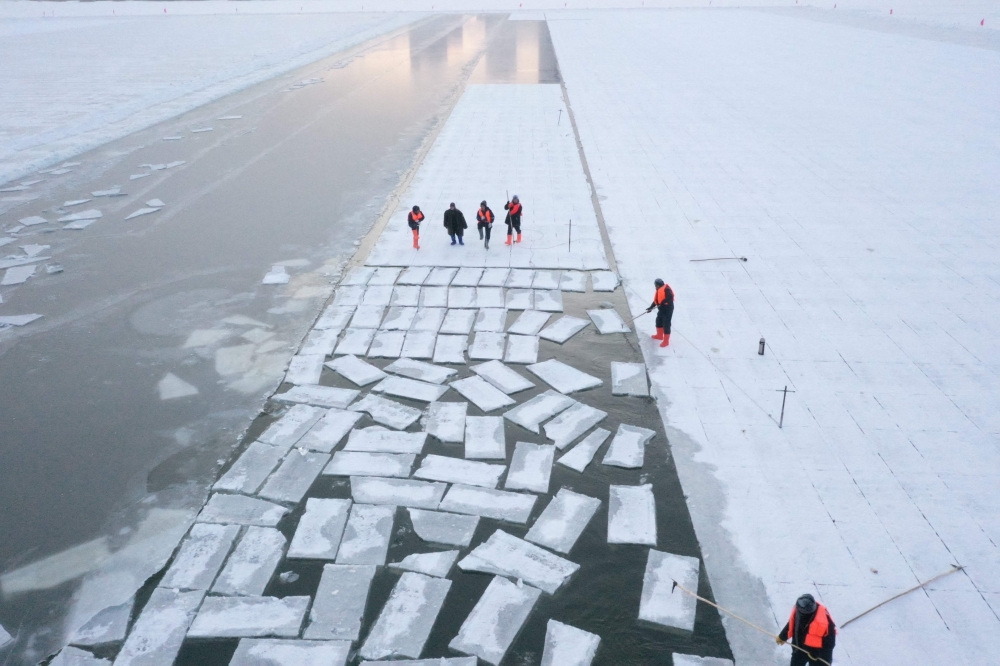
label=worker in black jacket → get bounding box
[777,594,836,666]
[443,203,467,246]
[645,278,674,347]
[476,201,494,250]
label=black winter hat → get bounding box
[796,594,818,616]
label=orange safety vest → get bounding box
[507,202,522,216]
[410,211,424,223]
[789,604,833,649]
[653,284,673,306]
[478,209,493,224]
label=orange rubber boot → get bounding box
[505,235,513,245]
[660,334,670,347]
[651,327,664,340]
[516,233,522,243]
[412,230,419,249]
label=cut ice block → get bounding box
[350,476,445,509]
[464,416,507,460]
[503,390,576,433]
[333,286,365,306]
[448,575,541,665]
[419,287,448,308]
[306,563,376,640]
[440,308,477,334]
[451,376,514,412]
[556,428,610,473]
[229,639,351,666]
[391,285,421,307]
[608,484,656,546]
[433,335,467,364]
[343,266,375,286]
[538,316,590,343]
[469,332,505,360]
[416,454,505,488]
[363,285,394,306]
[479,268,510,286]
[359,572,452,660]
[299,329,341,356]
[474,308,507,332]
[325,354,386,386]
[452,267,484,286]
[348,394,422,429]
[326,451,414,478]
[534,290,563,312]
[285,354,324,385]
[411,307,446,332]
[273,385,359,410]
[212,526,286,596]
[508,310,550,335]
[259,404,325,448]
[426,267,458,286]
[336,504,395,565]
[50,646,109,665]
[426,401,467,442]
[397,266,431,285]
[336,328,376,356]
[504,335,539,364]
[610,362,649,397]
[198,494,288,527]
[671,654,734,666]
[160,523,239,591]
[381,306,417,330]
[541,619,600,666]
[560,271,587,292]
[368,330,405,358]
[640,550,700,633]
[316,304,355,330]
[70,598,133,647]
[459,530,578,594]
[113,588,203,666]
[448,286,476,308]
[591,271,619,291]
[385,357,456,384]
[288,498,352,560]
[525,488,601,554]
[602,424,656,469]
[505,442,555,493]
[373,375,448,402]
[258,449,328,503]
[543,403,607,449]
[344,428,426,454]
[408,509,479,547]
[188,596,309,638]
[369,267,402,285]
[401,330,436,358]
[504,288,533,310]
[297,409,363,452]
[438,486,536,524]
[528,359,602,394]
[389,551,460,578]
[532,271,561,290]
[587,308,629,334]
[214,442,285,494]
[472,360,534,394]
[476,287,506,309]
[505,269,534,288]
[18,215,47,226]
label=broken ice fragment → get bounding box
[504,334,539,364]
[469,331,505,360]
[305,563,376,640]
[591,271,619,291]
[273,385,358,410]
[18,215,47,226]
[472,360,534,394]
[262,265,289,285]
[390,551,459,578]
[287,498,351,560]
[610,361,649,396]
[336,504,395,565]
[503,390,575,434]
[538,315,590,343]
[543,402,607,449]
[257,448,329,503]
[433,334,467,364]
[607,484,656,545]
[113,588,203,666]
[602,423,656,468]
[348,394,422,429]
[528,359,602,394]
[190,127,214,133]
[46,263,63,275]
[145,199,165,208]
[438,485,537,524]
[157,372,198,400]
[325,451,414,477]
[129,174,149,181]
[372,375,448,402]
[160,524,239,591]
[449,575,541,665]
[20,244,48,257]
[415,454,505,488]
[58,209,102,223]
[63,199,91,207]
[525,488,601,554]
[197,494,289,527]
[183,328,231,347]
[587,308,629,334]
[229,639,351,666]
[124,207,160,220]
[214,442,285,494]
[335,328,376,356]
[1,265,36,285]
[408,509,479,547]
[450,376,514,412]
[541,619,600,666]
[350,476,445,509]
[0,314,43,327]
[212,526,286,596]
[505,442,555,493]
[556,428,610,473]
[440,308,477,334]
[163,135,183,140]
[640,550,700,633]
[344,427,426,454]
[359,573,452,659]
[426,401,467,442]
[384,357,456,384]
[259,404,325,447]
[70,597,133,647]
[188,596,309,638]
[326,353,385,386]
[459,529,578,594]
[464,416,506,460]
[217,115,243,120]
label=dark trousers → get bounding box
[479,224,491,242]
[655,304,673,333]
[506,218,521,236]
[790,647,832,666]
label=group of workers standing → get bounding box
[407,196,523,250]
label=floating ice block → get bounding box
[448,576,541,665]
[478,268,510,286]
[610,362,649,397]
[188,596,309,638]
[607,484,656,546]
[316,305,356,330]
[326,354,386,386]
[368,330,405,358]
[299,328,340,356]
[560,271,587,292]
[50,646,109,665]
[671,654,734,666]
[587,308,629,334]
[474,308,507,332]
[420,287,448,308]
[527,359,602,394]
[259,405,326,447]
[288,498,352,560]
[464,416,506,460]
[285,354,324,385]
[359,572,452,660]
[389,550,460,578]
[532,271,561,290]
[113,588,203,665]
[344,428,426,454]
[476,287,506,309]
[440,308,477,334]
[212,527,286,596]
[351,476,445,509]
[469,332,506,360]
[533,290,563,312]
[505,288,533,310]
[297,409,363,453]
[373,375,449,402]
[381,306,417,330]
[348,394,422,429]
[258,449,328,504]
[426,401,467,442]
[504,335,540,364]
[451,376,514,412]
[472,360,534,394]
[305,563,376,640]
[397,266,431,285]
[507,310,550,335]
[448,286,476,308]
[214,442,285,494]
[325,451,414,478]
[335,328,376,356]
[639,550,700,633]
[556,428,610,473]
[459,530,579,594]
[408,509,480,547]
[503,390,576,433]
[333,286,366,306]
[198,494,288,527]
[602,424,656,469]
[229,638,351,666]
[543,403,607,449]
[160,524,239,591]
[506,269,534,288]
[336,504,395,565]
[401,330,437,358]
[416,454,505,488]
[591,271,619,291]
[433,334,467,364]
[384,358,456,384]
[391,285,421,307]
[70,597,133,647]
[273,385,359,410]
[343,267,375,286]
[438,486,537,524]
[452,267,484,286]
[363,285,394,306]
[525,488,601,555]
[369,267,402,285]
[538,316,590,343]
[505,442,555,493]
[426,267,458,286]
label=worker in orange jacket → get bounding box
[645,278,674,347]
[777,594,836,665]
[504,195,522,245]
[407,205,424,249]
[476,201,494,250]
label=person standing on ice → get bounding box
[443,202,467,246]
[645,278,674,347]
[504,195,523,245]
[777,594,836,666]
[407,205,424,250]
[476,200,494,249]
